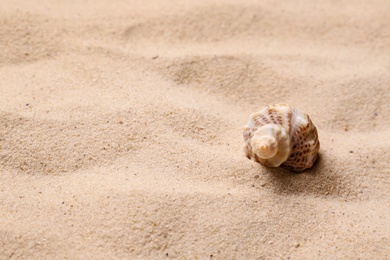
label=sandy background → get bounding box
[1,0,389,258]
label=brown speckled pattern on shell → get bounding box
[282,113,320,171]
[243,104,320,172]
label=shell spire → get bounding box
[243,104,320,172]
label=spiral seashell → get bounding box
[243,104,320,172]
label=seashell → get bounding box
[243,104,320,172]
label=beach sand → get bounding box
[1,0,389,258]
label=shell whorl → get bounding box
[250,124,291,167]
[251,132,278,159]
[243,104,320,172]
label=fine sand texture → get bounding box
[1,0,390,259]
